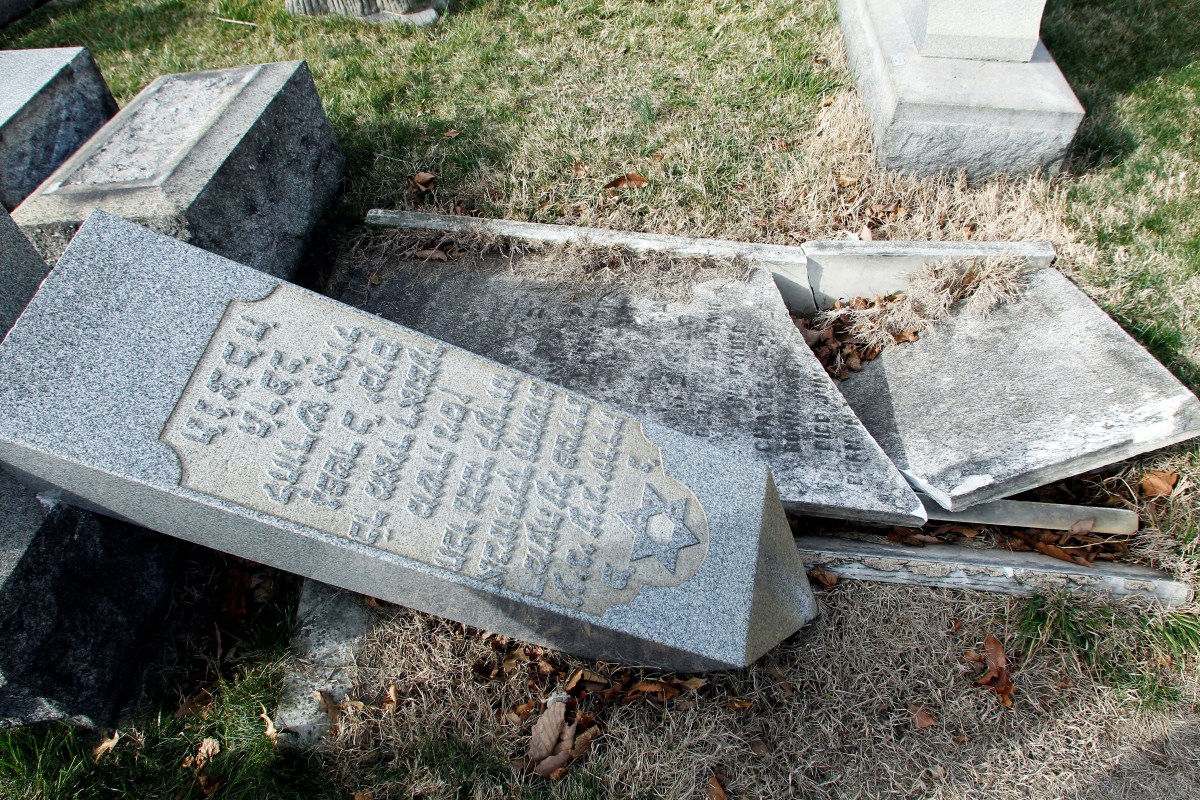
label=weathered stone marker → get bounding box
[839,269,1200,510]
[285,0,445,25]
[0,467,180,728]
[0,48,116,209]
[0,213,815,672]
[13,61,344,279]
[343,254,926,525]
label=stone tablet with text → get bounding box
[0,213,815,672]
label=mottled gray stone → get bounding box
[0,466,180,728]
[274,580,372,748]
[0,48,116,210]
[12,61,344,279]
[839,269,1200,511]
[796,535,1192,606]
[839,0,1084,177]
[0,207,46,333]
[918,494,1138,535]
[285,0,445,25]
[0,213,815,672]
[900,0,1046,62]
[342,257,925,526]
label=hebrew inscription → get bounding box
[161,286,710,616]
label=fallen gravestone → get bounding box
[285,0,445,24]
[0,466,180,727]
[342,256,926,525]
[839,269,1200,510]
[0,212,816,672]
[13,61,343,279]
[1,207,46,333]
[0,48,116,209]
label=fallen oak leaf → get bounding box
[977,634,1015,708]
[602,173,649,190]
[529,697,574,776]
[413,248,449,262]
[571,160,589,178]
[807,565,840,589]
[569,725,602,758]
[908,705,936,729]
[412,171,437,191]
[707,775,730,800]
[1140,470,1178,498]
[680,676,708,692]
[182,737,220,772]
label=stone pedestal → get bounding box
[839,0,1084,177]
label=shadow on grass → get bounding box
[0,0,197,61]
[1043,0,1200,171]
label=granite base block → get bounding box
[838,0,1084,177]
[0,213,816,672]
[13,61,344,279]
[0,467,180,728]
[0,48,115,210]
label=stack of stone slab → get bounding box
[0,53,348,727]
[0,212,818,674]
[12,60,344,279]
[838,0,1085,176]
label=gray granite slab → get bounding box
[12,61,343,279]
[839,269,1200,510]
[0,466,180,728]
[341,256,925,526]
[0,48,116,210]
[0,213,816,672]
[1,206,46,334]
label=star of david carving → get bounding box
[618,484,700,574]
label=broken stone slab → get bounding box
[796,535,1192,607]
[919,494,1139,536]
[365,209,817,315]
[1,207,46,334]
[13,61,344,279]
[0,212,816,672]
[838,0,1083,177]
[803,238,1056,311]
[0,48,116,210]
[274,580,373,749]
[0,466,181,728]
[839,269,1200,511]
[285,0,445,25]
[341,248,925,526]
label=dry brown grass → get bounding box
[328,584,1198,800]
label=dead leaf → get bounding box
[707,775,730,800]
[571,160,589,178]
[412,171,437,191]
[529,698,579,777]
[953,734,971,744]
[316,689,341,730]
[259,704,277,745]
[381,684,400,713]
[835,174,858,188]
[602,173,649,190]
[569,725,602,758]
[182,737,220,772]
[1069,518,1096,535]
[724,698,753,712]
[93,731,121,761]
[680,676,708,692]
[367,273,382,286]
[414,248,449,262]
[174,690,211,719]
[976,634,1015,707]
[858,224,873,241]
[908,705,936,729]
[750,738,769,756]
[353,791,375,800]
[197,775,221,797]
[443,129,460,138]
[1140,470,1178,498]
[628,680,680,702]
[807,566,840,589]
[951,619,964,633]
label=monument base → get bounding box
[838,0,1084,178]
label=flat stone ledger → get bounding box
[838,0,1084,177]
[12,61,344,279]
[342,258,925,526]
[0,48,116,210]
[838,269,1200,511]
[0,213,815,672]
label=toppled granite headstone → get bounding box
[274,580,373,748]
[839,269,1200,510]
[0,213,815,672]
[286,0,445,24]
[0,467,180,728]
[13,61,343,279]
[341,259,925,525]
[0,48,116,210]
[1,207,46,333]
